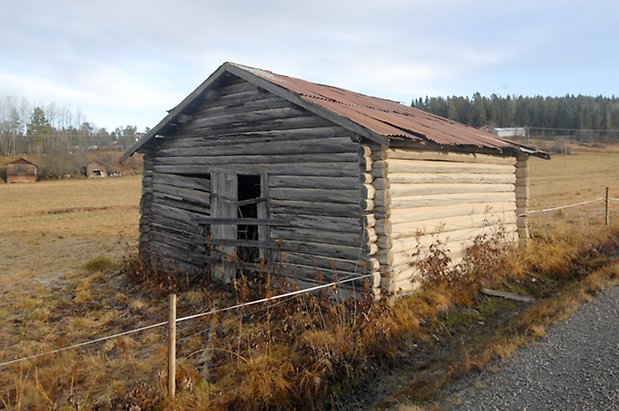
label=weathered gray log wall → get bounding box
[142,74,370,290]
[376,148,519,295]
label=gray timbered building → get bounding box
[123,62,547,297]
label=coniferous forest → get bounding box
[411,94,619,138]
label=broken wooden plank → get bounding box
[481,288,536,303]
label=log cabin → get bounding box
[123,62,548,297]
[86,160,108,178]
[6,158,38,183]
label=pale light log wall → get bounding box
[379,148,519,295]
[142,74,369,289]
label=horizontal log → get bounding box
[389,224,518,254]
[389,202,516,224]
[377,241,470,270]
[280,252,373,273]
[154,194,210,215]
[388,172,515,185]
[150,212,203,235]
[153,162,358,177]
[390,192,516,209]
[387,159,514,174]
[194,217,290,226]
[269,175,358,190]
[270,199,361,217]
[196,96,291,119]
[391,213,517,239]
[198,89,284,112]
[272,213,361,233]
[150,226,204,251]
[149,241,207,268]
[153,183,210,206]
[151,202,209,225]
[271,227,363,248]
[158,137,357,157]
[188,105,307,130]
[204,238,280,249]
[178,114,331,136]
[269,265,374,296]
[270,187,360,204]
[154,152,359,166]
[153,173,211,192]
[279,240,367,261]
[163,126,348,147]
[386,149,516,165]
[390,183,514,197]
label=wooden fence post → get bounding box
[605,187,610,226]
[168,293,176,399]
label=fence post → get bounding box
[168,293,176,400]
[605,187,610,226]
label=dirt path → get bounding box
[444,285,619,410]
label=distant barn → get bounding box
[123,62,548,297]
[86,161,108,178]
[6,158,38,183]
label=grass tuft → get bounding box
[82,256,115,273]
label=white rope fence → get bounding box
[520,197,605,217]
[1,192,615,370]
[0,272,374,368]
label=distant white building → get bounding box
[494,127,527,138]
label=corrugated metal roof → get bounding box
[234,63,513,150]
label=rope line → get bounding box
[1,194,612,368]
[0,272,373,369]
[519,197,605,217]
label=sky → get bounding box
[1,0,618,131]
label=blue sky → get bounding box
[1,0,617,130]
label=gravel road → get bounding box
[445,286,619,410]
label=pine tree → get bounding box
[26,107,51,155]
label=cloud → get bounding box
[1,0,618,128]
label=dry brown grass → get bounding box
[529,148,619,211]
[1,148,619,409]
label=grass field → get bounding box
[529,150,619,213]
[0,149,618,408]
[0,176,140,285]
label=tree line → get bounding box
[411,93,619,137]
[0,96,146,156]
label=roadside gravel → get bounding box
[444,286,619,410]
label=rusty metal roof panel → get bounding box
[237,64,513,150]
